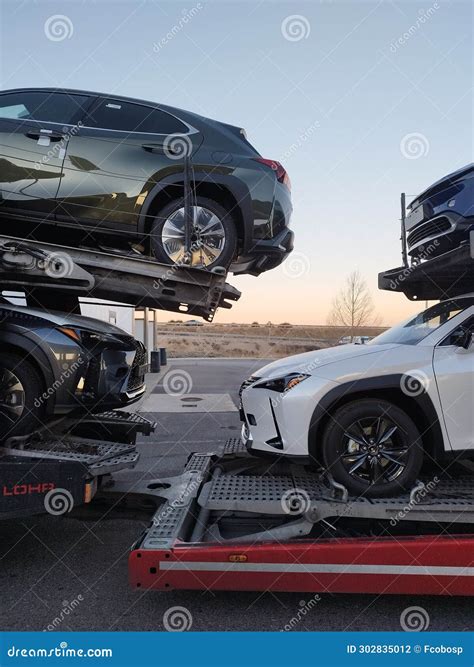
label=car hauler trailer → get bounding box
[0,234,241,519]
[126,234,474,596]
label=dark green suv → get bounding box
[0,88,293,275]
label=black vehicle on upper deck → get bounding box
[0,88,293,275]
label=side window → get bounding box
[0,91,90,124]
[440,316,474,346]
[85,99,188,134]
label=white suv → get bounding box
[240,295,474,497]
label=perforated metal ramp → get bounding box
[198,468,474,525]
[2,438,134,464]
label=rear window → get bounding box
[85,99,188,134]
[0,91,90,124]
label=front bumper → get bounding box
[407,210,474,259]
[231,228,294,276]
[82,340,147,410]
[240,378,325,458]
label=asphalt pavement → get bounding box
[0,359,472,632]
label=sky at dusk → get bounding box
[1,0,471,325]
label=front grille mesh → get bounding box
[407,216,452,249]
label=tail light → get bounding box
[254,158,291,191]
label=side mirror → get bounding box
[454,330,473,350]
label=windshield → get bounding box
[369,297,474,346]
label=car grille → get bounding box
[127,340,147,392]
[407,216,452,249]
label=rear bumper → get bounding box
[231,228,295,276]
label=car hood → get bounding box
[0,304,131,338]
[255,343,401,379]
[411,162,474,207]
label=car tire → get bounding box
[151,196,237,271]
[0,353,46,440]
[321,399,423,498]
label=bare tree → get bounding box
[328,271,379,337]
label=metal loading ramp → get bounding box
[127,440,474,595]
[378,234,474,301]
[0,235,241,320]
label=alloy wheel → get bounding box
[340,416,409,486]
[161,206,226,268]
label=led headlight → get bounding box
[56,327,120,346]
[255,373,310,393]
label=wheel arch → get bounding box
[308,374,446,464]
[0,334,56,414]
[137,172,254,253]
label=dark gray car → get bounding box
[0,300,146,439]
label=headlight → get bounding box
[56,327,120,346]
[255,373,310,393]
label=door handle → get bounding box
[25,130,64,142]
[141,143,167,154]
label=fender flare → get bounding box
[308,374,446,460]
[0,331,57,414]
[137,171,255,251]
